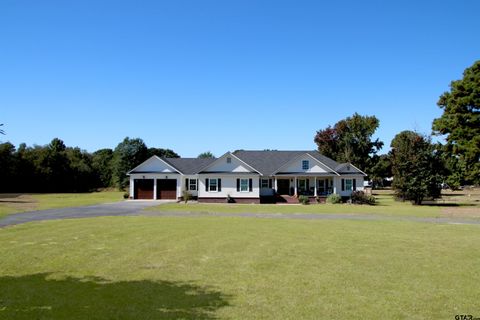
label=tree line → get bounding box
[314,60,479,204]
[0,137,178,193]
[1,61,478,204]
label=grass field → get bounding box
[0,192,124,219]
[150,190,480,219]
[1,216,479,319]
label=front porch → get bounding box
[273,176,336,197]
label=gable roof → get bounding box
[162,157,216,175]
[233,150,343,176]
[197,152,261,174]
[127,155,181,174]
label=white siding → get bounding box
[182,175,199,197]
[280,157,329,173]
[198,174,260,198]
[335,176,365,197]
[129,173,182,199]
[203,155,255,173]
[131,157,177,173]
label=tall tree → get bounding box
[197,151,215,159]
[92,148,114,187]
[148,148,180,158]
[390,131,443,205]
[432,60,480,185]
[314,113,383,172]
[112,137,148,189]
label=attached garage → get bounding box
[157,179,177,199]
[134,179,154,199]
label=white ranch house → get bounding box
[128,150,366,203]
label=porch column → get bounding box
[333,177,337,194]
[294,176,297,196]
[153,178,157,200]
[274,177,277,192]
[129,177,134,198]
[314,177,317,196]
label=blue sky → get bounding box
[1,0,479,157]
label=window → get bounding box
[226,157,232,163]
[345,179,353,191]
[189,179,197,191]
[209,179,218,192]
[240,179,249,192]
[302,160,309,170]
[261,179,269,188]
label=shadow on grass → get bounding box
[0,273,230,319]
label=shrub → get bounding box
[182,190,191,204]
[326,194,342,204]
[298,195,310,205]
[351,191,376,205]
[123,192,130,199]
[226,194,235,203]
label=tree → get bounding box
[0,142,17,192]
[112,137,148,189]
[432,60,480,185]
[92,148,114,187]
[197,151,215,159]
[314,113,383,173]
[369,154,392,187]
[148,148,180,158]
[390,131,443,205]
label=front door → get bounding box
[277,179,290,195]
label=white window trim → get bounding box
[240,178,249,192]
[189,179,197,191]
[260,179,269,189]
[345,179,353,191]
[209,178,218,192]
[302,160,309,170]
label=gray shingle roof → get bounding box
[162,158,216,175]
[232,150,342,176]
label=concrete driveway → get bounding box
[2,200,480,227]
[0,200,171,227]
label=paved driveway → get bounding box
[0,201,170,227]
[2,201,480,227]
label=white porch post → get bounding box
[274,177,278,192]
[333,177,337,194]
[294,176,297,196]
[129,177,134,198]
[153,178,157,200]
[314,177,317,196]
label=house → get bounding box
[127,150,366,203]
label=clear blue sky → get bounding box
[1,0,479,157]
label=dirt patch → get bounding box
[0,194,39,212]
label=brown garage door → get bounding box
[157,179,177,199]
[134,179,154,199]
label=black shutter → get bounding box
[353,179,356,191]
[205,178,209,191]
[218,179,222,191]
[196,179,199,191]
[249,179,253,192]
[237,179,240,192]
[341,179,345,191]
[306,179,310,190]
[185,178,189,191]
[268,179,272,188]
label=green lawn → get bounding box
[1,216,479,319]
[0,192,124,218]
[149,194,449,218]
